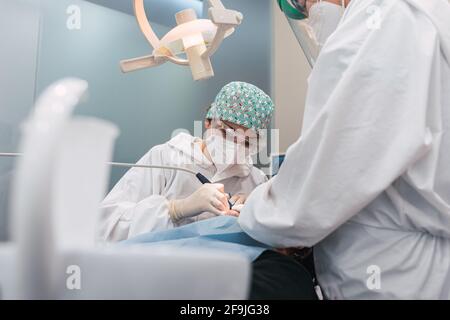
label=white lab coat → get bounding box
[239,0,450,299]
[99,133,267,242]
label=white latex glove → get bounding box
[229,193,248,208]
[231,204,245,213]
[169,183,230,222]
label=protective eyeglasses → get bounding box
[215,121,259,148]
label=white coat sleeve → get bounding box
[239,3,437,248]
[99,146,174,242]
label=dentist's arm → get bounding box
[99,146,173,242]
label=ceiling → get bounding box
[85,0,204,26]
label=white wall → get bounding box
[0,0,273,241]
[272,1,311,153]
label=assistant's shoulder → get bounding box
[344,0,442,31]
[325,0,441,70]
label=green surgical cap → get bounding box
[206,82,274,132]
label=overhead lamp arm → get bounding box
[119,0,243,80]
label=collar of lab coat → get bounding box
[167,132,212,169]
[404,0,450,64]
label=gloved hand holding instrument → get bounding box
[169,180,237,222]
[169,173,239,221]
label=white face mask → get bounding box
[308,0,345,46]
[204,129,251,175]
[288,0,345,67]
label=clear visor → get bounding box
[278,0,346,68]
[278,0,318,67]
[286,18,321,68]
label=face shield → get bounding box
[277,0,346,67]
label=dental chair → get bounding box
[0,78,250,300]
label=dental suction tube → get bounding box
[1,153,233,208]
[1,153,218,186]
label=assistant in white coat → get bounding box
[239,0,450,299]
[100,81,273,242]
[99,132,267,242]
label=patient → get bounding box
[99,82,274,242]
[123,215,318,300]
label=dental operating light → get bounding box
[120,0,243,81]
